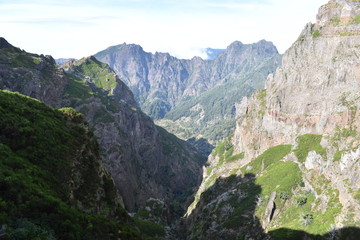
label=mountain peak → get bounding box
[316,0,360,26]
[227,41,244,49]
[223,39,278,57]
[0,37,13,49]
[117,43,144,52]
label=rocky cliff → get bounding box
[184,0,360,239]
[0,39,205,220]
[95,40,281,144]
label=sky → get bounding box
[0,0,328,59]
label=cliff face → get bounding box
[0,38,67,107]
[233,0,360,163]
[95,40,281,143]
[0,41,205,218]
[184,0,360,239]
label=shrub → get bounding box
[280,192,289,201]
[312,30,321,38]
[302,214,314,226]
[296,197,307,206]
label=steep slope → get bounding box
[185,0,360,239]
[94,40,281,143]
[0,39,205,220]
[0,37,67,107]
[0,90,142,240]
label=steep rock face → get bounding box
[0,38,67,107]
[0,42,205,219]
[185,0,360,238]
[233,0,360,164]
[95,40,281,143]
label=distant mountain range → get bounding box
[94,40,281,147]
[55,58,76,65]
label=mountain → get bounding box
[184,0,360,239]
[0,90,143,239]
[0,38,205,222]
[94,40,281,145]
[203,48,224,60]
[55,58,76,65]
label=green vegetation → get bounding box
[256,89,267,116]
[211,136,245,165]
[293,134,325,162]
[189,136,349,239]
[0,47,38,68]
[64,74,92,100]
[330,18,340,26]
[350,15,360,24]
[243,144,292,174]
[339,32,354,37]
[71,57,118,93]
[157,126,188,157]
[0,90,145,239]
[311,30,321,38]
[256,161,302,199]
[134,219,165,238]
[63,73,120,125]
[334,150,345,162]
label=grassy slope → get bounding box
[187,133,356,239]
[70,57,118,92]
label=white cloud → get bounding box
[0,0,329,59]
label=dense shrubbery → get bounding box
[0,91,143,240]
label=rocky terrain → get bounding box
[95,40,281,145]
[0,38,205,223]
[184,0,360,239]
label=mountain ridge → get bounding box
[95,39,281,145]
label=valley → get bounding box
[0,0,360,239]
[94,40,281,148]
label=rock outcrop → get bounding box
[185,0,360,239]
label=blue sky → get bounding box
[0,0,328,59]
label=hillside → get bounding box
[95,40,281,145]
[184,0,360,239]
[0,90,142,240]
[0,38,205,222]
